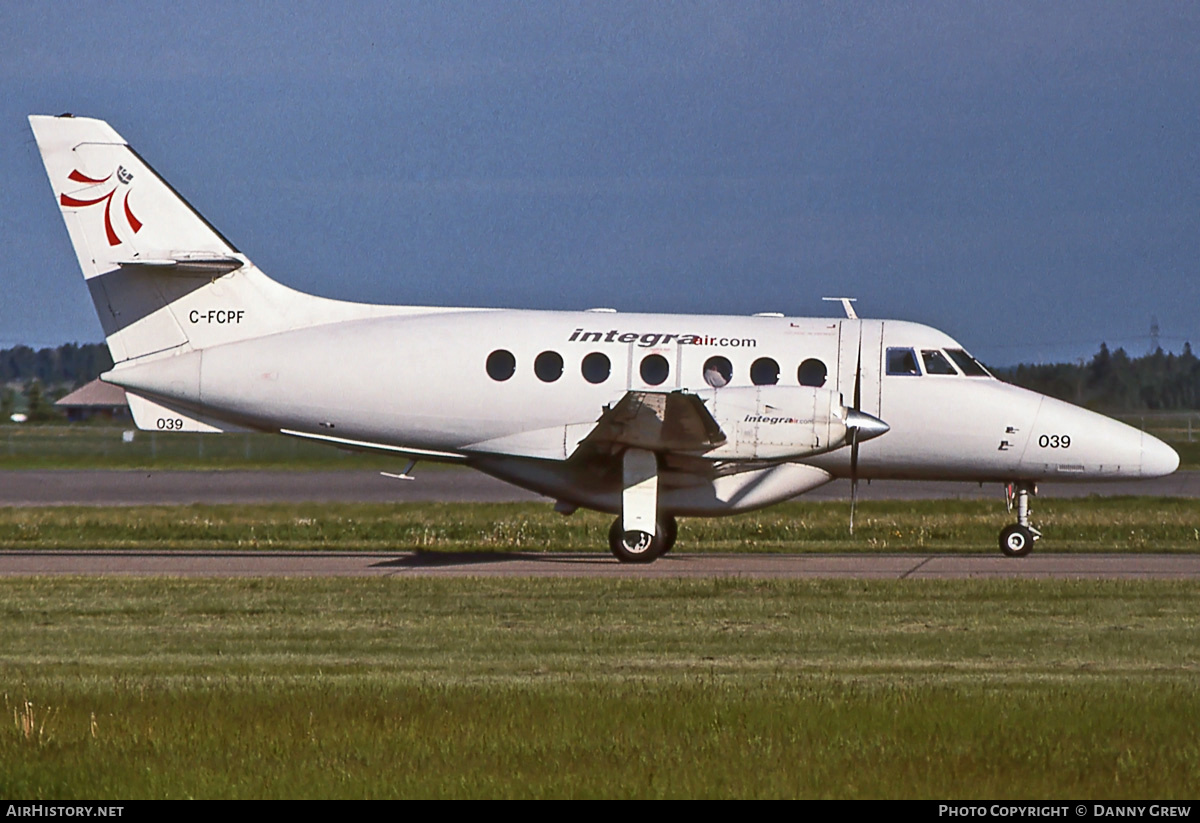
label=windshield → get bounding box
[945,348,991,377]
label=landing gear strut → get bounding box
[1000,481,1040,557]
[608,447,678,563]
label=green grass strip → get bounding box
[1,577,1198,798]
[1,498,1199,553]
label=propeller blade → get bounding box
[853,331,862,412]
[849,328,862,535]
[849,427,859,535]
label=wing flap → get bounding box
[577,390,726,455]
[461,391,726,462]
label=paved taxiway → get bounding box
[1,551,1198,579]
[2,469,1197,506]
[2,469,1195,580]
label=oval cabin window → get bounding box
[581,352,611,384]
[797,358,827,387]
[534,351,564,382]
[750,357,780,386]
[703,356,733,388]
[486,349,516,381]
[640,354,669,386]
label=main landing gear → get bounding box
[607,447,679,563]
[1000,481,1040,557]
[608,514,678,563]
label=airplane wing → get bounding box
[462,390,726,461]
[574,390,727,456]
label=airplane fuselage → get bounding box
[105,305,1178,516]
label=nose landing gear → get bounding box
[1000,481,1040,557]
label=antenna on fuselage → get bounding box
[822,297,858,320]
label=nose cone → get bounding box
[1142,433,1180,477]
[846,409,890,444]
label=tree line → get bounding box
[0,343,113,422]
[998,343,1200,412]
[0,343,113,387]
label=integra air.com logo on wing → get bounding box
[59,166,142,247]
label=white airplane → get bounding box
[28,114,1180,562]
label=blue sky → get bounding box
[2,1,1197,364]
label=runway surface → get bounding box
[2,468,1198,506]
[2,550,1199,579]
[2,469,1195,580]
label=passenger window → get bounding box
[703,356,732,388]
[945,348,991,377]
[581,352,611,384]
[534,351,564,382]
[640,354,669,385]
[921,350,958,375]
[797,358,827,387]
[486,349,516,381]
[750,357,780,386]
[886,347,921,376]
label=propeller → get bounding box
[843,325,890,534]
[850,338,862,534]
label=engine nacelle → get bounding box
[697,385,853,460]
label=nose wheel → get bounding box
[1000,482,1041,557]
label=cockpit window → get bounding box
[921,349,958,375]
[886,347,921,376]
[945,348,991,377]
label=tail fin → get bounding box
[29,114,392,365]
[29,114,252,362]
[31,114,417,371]
[28,115,239,279]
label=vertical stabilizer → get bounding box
[29,114,247,362]
[29,114,405,365]
[28,115,238,279]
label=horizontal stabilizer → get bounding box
[116,255,244,275]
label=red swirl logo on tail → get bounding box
[59,167,142,246]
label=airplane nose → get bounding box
[1141,433,1180,477]
[845,409,890,443]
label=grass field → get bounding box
[1,577,1198,799]
[0,424,401,470]
[1,497,1198,554]
[1,458,1197,797]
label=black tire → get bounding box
[999,524,1035,557]
[608,518,664,563]
[659,516,678,554]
